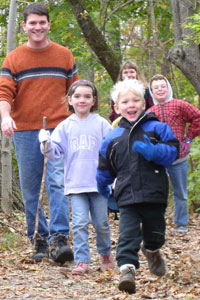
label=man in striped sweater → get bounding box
[0,3,79,264]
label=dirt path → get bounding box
[0,208,200,300]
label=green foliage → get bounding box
[12,144,19,179]
[153,2,173,42]
[187,138,200,212]
[0,1,198,111]
[183,13,200,45]
[49,2,77,48]
[171,69,198,104]
[95,74,113,119]
[0,230,22,250]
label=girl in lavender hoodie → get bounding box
[39,80,113,275]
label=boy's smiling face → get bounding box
[114,90,145,123]
[151,79,168,103]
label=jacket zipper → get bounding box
[128,114,146,149]
[128,114,146,202]
[161,104,166,123]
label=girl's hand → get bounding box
[38,129,50,143]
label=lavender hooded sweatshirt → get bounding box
[41,113,111,195]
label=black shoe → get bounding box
[32,236,49,263]
[49,234,73,264]
[141,245,166,277]
[118,265,136,294]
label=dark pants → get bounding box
[116,203,166,269]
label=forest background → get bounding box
[0,0,200,213]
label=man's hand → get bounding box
[1,116,17,137]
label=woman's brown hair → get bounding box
[118,60,148,88]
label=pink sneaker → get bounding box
[72,262,88,275]
[100,253,114,271]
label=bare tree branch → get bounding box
[101,0,135,31]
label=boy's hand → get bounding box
[97,183,110,199]
[180,137,192,155]
[133,134,156,161]
[38,129,50,143]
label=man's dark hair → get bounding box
[23,3,49,22]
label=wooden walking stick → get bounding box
[33,116,48,248]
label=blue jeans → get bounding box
[167,159,188,227]
[13,130,69,242]
[70,192,111,264]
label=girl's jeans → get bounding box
[13,130,69,242]
[167,159,189,227]
[70,192,111,264]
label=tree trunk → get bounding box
[169,0,200,96]
[1,0,17,213]
[7,0,17,53]
[67,0,120,82]
[1,133,13,212]
[148,0,157,76]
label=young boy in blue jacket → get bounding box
[96,79,179,294]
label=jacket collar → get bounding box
[118,111,158,129]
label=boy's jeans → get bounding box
[167,159,188,227]
[117,203,166,269]
[13,130,69,241]
[70,192,111,264]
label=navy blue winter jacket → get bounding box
[96,112,179,208]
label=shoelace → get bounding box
[124,267,135,275]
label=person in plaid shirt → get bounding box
[147,74,200,234]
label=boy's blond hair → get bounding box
[111,79,145,104]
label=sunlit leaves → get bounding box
[183,13,200,45]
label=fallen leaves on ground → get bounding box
[0,207,199,300]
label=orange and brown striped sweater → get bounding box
[0,41,79,130]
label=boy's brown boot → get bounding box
[118,264,136,294]
[141,245,166,277]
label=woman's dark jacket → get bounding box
[97,112,179,208]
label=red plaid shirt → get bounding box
[147,99,200,158]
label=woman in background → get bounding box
[109,60,153,122]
